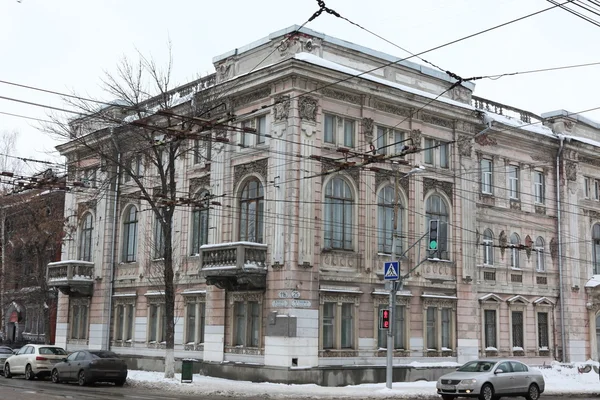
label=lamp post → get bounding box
[386,165,424,389]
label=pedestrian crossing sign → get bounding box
[384,261,399,280]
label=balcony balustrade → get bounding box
[47,260,95,296]
[200,242,267,290]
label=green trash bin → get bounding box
[181,359,195,383]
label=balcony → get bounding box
[47,260,96,296]
[200,242,267,291]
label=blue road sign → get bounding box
[384,261,399,280]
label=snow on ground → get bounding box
[126,361,600,399]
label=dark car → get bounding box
[51,350,127,386]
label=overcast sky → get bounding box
[2,0,599,174]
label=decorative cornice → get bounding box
[298,96,318,122]
[373,100,411,118]
[421,113,453,129]
[233,87,271,109]
[320,88,362,105]
[580,156,600,168]
[423,177,453,200]
[228,291,263,304]
[233,158,269,183]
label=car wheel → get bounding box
[115,379,126,387]
[78,370,87,386]
[526,383,540,400]
[441,395,455,400]
[51,369,60,384]
[479,383,494,400]
[25,364,35,380]
[4,364,11,379]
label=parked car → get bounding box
[51,350,127,386]
[436,359,545,400]
[0,348,14,375]
[4,344,67,380]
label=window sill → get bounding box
[478,264,495,269]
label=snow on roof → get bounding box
[482,111,556,137]
[542,109,600,130]
[585,275,600,288]
[421,293,458,300]
[563,134,600,148]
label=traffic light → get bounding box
[379,309,390,330]
[428,220,448,256]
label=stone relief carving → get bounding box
[233,158,269,183]
[189,175,211,196]
[410,129,422,147]
[233,87,271,109]
[509,199,521,211]
[550,237,558,261]
[422,298,457,310]
[374,100,411,118]
[374,171,409,196]
[277,34,321,57]
[362,118,374,143]
[273,95,290,122]
[475,134,497,147]
[565,161,577,181]
[320,161,360,189]
[320,292,360,305]
[77,201,96,218]
[525,235,533,260]
[588,209,600,224]
[217,61,234,81]
[457,135,472,157]
[422,113,454,129]
[119,191,141,213]
[499,231,507,257]
[535,204,546,215]
[580,156,600,168]
[372,294,410,307]
[228,291,263,304]
[451,86,471,103]
[423,177,453,200]
[298,96,318,121]
[456,120,476,134]
[320,88,362,105]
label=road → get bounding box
[0,377,597,400]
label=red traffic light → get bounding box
[380,309,390,329]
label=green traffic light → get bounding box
[429,240,438,250]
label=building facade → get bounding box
[49,26,600,382]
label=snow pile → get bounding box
[125,360,600,398]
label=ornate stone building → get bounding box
[49,26,600,383]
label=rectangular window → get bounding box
[186,304,196,344]
[585,177,591,198]
[322,302,335,349]
[394,130,405,155]
[441,308,452,349]
[114,303,134,342]
[538,312,549,348]
[148,304,159,342]
[481,159,493,194]
[534,171,545,203]
[193,140,202,165]
[376,126,387,155]
[484,310,497,348]
[343,118,355,148]
[426,307,437,349]
[377,304,405,349]
[483,238,493,266]
[233,300,260,347]
[324,114,335,144]
[512,311,524,348]
[153,215,165,259]
[115,305,124,340]
[508,165,519,199]
[424,138,434,164]
[256,115,266,144]
[596,180,600,200]
[125,304,134,341]
[341,303,353,348]
[71,304,88,340]
[439,142,449,168]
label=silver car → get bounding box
[436,359,545,400]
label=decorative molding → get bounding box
[422,297,457,310]
[457,135,472,157]
[189,175,211,196]
[298,96,318,121]
[233,158,269,183]
[233,87,271,109]
[475,134,497,147]
[509,200,521,211]
[409,129,422,147]
[373,100,411,118]
[499,231,508,257]
[372,293,410,307]
[534,205,546,215]
[320,88,362,105]
[423,177,453,200]
[531,154,554,163]
[565,161,577,181]
[525,235,533,260]
[362,118,374,143]
[228,291,263,305]
[77,201,96,218]
[320,292,360,305]
[375,171,392,189]
[580,156,600,168]
[273,95,290,122]
[422,113,453,129]
[456,120,477,134]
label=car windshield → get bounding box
[90,351,120,359]
[457,361,496,372]
[39,347,67,355]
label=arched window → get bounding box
[122,205,138,262]
[324,177,354,250]
[191,190,210,255]
[79,213,93,262]
[593,224,600,275]
[378,186,402,254]
[239,178,264,243]
[510,233,520,269]
[535,237,545,272]
[483,229,494,266]
[425,194,449,259]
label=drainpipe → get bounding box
[103,145,121,350]
[556,135,567,362]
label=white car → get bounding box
[4,344,68,380]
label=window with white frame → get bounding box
[535,236,545,272]
[424,304,454,351]
[147,302,166,343]
[70,299,89,340]
[323,113,355,148]
[184,296,206,346]
[423,138,449,168]
[122,205,138,263]
[193,138,212,165]
[113,301,134,342]
[593,224,600,275]
[484,309,497,349]
[376,303,406,349]
[483,229,494,266]
[241,115,267,147]
[324,177,354,250]
[320,293,358,350]
[231,293,261,348]
[239,178,264,243]
[376,126,406,155]
[537,311,549,349]
[377,186,402,255]
[79,212,93,262]
[481,159,493,194]
[190,190,210,255]
[508,165,519,199]
[425,194,449,260]
[534,171,545,204]
[510,233,521,268]
[585,177,591,198]
[512,311,524,348]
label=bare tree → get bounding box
[46,46,225,378]
[0,130,24,194]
